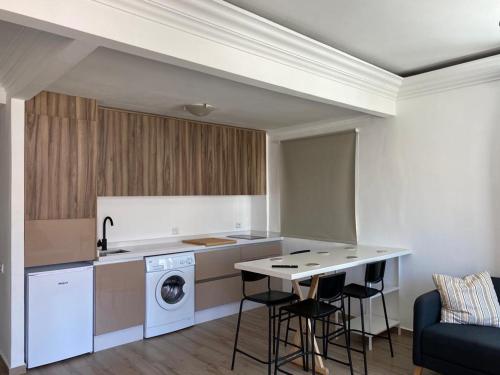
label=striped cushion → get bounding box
[432,271,500,327]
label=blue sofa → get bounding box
[413,277,500,375]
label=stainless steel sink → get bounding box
[99,249,130,257]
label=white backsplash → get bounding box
[97,195,267,242]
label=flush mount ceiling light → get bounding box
[183,103,216,117]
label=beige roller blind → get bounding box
[281,130,357,243]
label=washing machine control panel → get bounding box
[146,252,195,272]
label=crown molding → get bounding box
[3,1,500,112]
[399,54,500,100]
[0,0,401,115]
[93,0,402,101]
[269,115,372,141]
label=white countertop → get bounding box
[94,231,283,265]
[235,244,411,280]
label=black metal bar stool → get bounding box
[343,260,394,375]
[274,273,353,375]
[314,272,354,375]
[284,250,341,350]
[231,270,299,375]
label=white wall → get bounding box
[362,81,500,329]
[9,99,25,368]
[97,196,267,243]
[270,79,500,329]
[0,99,25,369]
[0,103,11,367]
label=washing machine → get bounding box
[145,252,195,338]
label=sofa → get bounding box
[413,277,500,375]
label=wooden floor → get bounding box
[14,308,439,375]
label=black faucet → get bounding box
[97,216,114,251]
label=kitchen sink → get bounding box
[99,249,130,257]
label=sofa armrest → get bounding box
[491,277,500,301]
[413,290,441,365]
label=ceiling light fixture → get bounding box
[183,103,216,117]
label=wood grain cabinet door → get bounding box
[25,92,98,221]
[94,261,145,335]
[25,219,96,267]
[97,107,266,196]
[24,91,98,267]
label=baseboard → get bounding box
[7,366,26,375]
[195,300,261,325]
[399,326,413,336]
[94,325,144,352]
[144,318,194,339]
[0,353,7,373]
[0,356,26,375]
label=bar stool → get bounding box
[316,272,353,375]
[343,260,394,375]
[231,270,299,375]
[274,273,353,375]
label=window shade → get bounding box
[280,130,357,243]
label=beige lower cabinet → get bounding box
[195,241,282,311]
[94,260,145,335]
[196,275,242,311]
[25,218,97,267]
[240,241,282,261]
[195,247,241,281]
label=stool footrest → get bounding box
[234,348,271,365]
[323,353,352,368]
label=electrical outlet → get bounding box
[235,222,242,229]
[172,227,179,235]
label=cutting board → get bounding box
[182,237,238,247]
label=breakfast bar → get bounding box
[234,244,412,374]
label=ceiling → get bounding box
[0,20,68,92]
[226,0,500,76]
[0,21,24,88]
[49,47,362,129]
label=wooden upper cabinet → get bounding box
[97,107,266,196]
[25,91,98,220]
[25,91,98,267]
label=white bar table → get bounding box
[235,244,411,375]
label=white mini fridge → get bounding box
[26,263,94,368]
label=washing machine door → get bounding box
[156,270,190,311]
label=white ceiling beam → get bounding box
[4,38,97,100]
[0,0,402,116]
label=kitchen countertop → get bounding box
[93,231,283,265]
